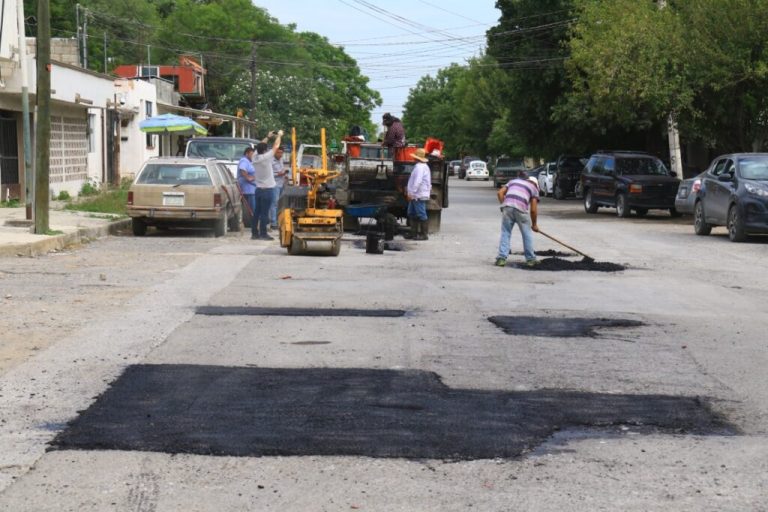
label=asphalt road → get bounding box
[1,178,766,511]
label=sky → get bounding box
[253,0,501,123]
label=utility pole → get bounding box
[17,0,33,220]
[249,41,257,122]
[658,0,683,179]
[82,6,88,69]
[103,32,107,73]
[75,3,81,67]
[35,0,51,233]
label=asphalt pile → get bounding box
[521,257,626,272]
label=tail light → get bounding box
[127,191,133,205]
[629,184,643,194]
[692,180,701,193]
[214,193,222,207]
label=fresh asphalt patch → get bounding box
[489,316,644,338]
[51,365,732,461]
[517,257,626,272]
[196,306,407,318]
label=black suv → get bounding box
[552,155,586,199]
[581,151,681,217]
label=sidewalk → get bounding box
[0,207,130,257]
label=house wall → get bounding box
[114,79,159,179]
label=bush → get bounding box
[80,181,100,196]
[65,187,128,216]
[0,198,21,208]
[57,190,71,201]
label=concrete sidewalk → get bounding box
[0,207,129,257]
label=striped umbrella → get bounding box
[139,113,208,135]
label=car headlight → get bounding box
[745,183,768,197]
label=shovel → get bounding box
[537,229,595,263]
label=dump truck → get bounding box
[333,142,449,233]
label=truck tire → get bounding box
[694,201,711,236]
[616,193,631,218]
[427,210,441,233]
[584,189,598,213]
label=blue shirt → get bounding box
[238,156,256,194]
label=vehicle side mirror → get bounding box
[718,173,733,182]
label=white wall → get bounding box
[114,79,159,179]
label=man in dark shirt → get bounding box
[381,112,405,150]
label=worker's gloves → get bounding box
[277,130,284,137]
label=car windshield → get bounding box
[559,157,583,170]
[470,161,486,168]
[738,157,768,180]
[187,141,252,161]
[137,164,212,185]
[496,158,524,167]
[616,157,668,176]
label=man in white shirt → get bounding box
[406,148,432,241]
[251,130,283,240]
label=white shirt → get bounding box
[407,162,432,200]
[253,150,276,189]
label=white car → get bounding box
[538,162,556,196]
[465,160,489,181]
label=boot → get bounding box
[403,217,417,239]
[414,220,428,241]
[421,219,429,240]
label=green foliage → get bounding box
[56,190,72,201]
[65,188,128,216]
[80,181,100,196]
[0,198,21,208]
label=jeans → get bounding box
[254,188,274,237]
[269,184,283,225]
[498,206,536,261]
[407,199,428,221]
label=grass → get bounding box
[65,185,129,217]
[0,198,21,208]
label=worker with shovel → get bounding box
[495,171,540,267]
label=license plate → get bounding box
[162,193,185,207]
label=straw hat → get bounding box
[413,148,428,162]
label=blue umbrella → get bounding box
[139,113,208,135]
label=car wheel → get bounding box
[669,207,682,218]
[584,189,598,213]
[228,207,242,232]
[213,213,227,237]
[635,208,648,217]
[694,201,712,236]
[727,204,747,242]
[131,218,147,236]
[616,193,631,218]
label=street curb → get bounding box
[0,218,131,258]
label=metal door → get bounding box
[0,110,19,200]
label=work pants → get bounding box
[497,206,536,261]
[254,188,274,237]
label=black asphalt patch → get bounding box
[519,257,626,272]
[196,306,406,318]
[51,365,731,460]
[489,316,644,337]
[351,240,408,252]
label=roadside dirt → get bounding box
[0,237,202,375]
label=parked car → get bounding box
[127,157,242,236]
[185,137,259,179]
[448,160,461,176]
[581,151,680,217]
[552,155,587,199]
[538,162,556,196]
[465,160,489,181]
[675,171,706,214]
[694,153,768,242]
[492,157,527,188]
[459,156,480,179]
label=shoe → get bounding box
[251,235,259,240]
[259,234,275,241]
[495,258,507,267]
[525,259,539,267]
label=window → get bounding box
[711,159,728,176]
[87,113,97,153]
[145,101,154,148]
[140,66,159,78]
[603,157,615,175]
[136,164,212,185]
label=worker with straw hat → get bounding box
[406,148,432,241]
